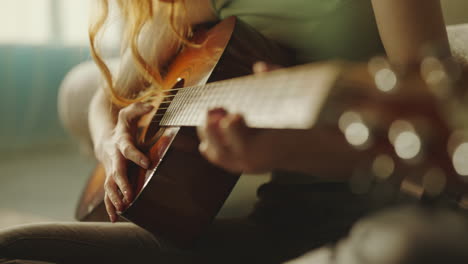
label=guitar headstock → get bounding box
[330,56,468,208]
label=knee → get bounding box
[0,225,28,257]
[58,61,102,149]
[335,206,468,264]
[0,224,68,263]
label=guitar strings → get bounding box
[151,82,307,124]
[148,83,240,121]
[150,88,296,124]
[147,68,294,101]
[148,81,230,100]
[148,71,306,124]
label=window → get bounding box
[0,0,52,44]
[0,0,120,48]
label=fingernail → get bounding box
[208,108,227,116]
[123,195,132,205]
[141,159,149,169]
[144,104,154,110]
[254,62,267,73]
[199,141,208,153]
[219,117,230,129]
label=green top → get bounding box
[211,0,385,63]
[211,0,386,185]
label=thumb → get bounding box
[119,102,154,123]
[253,61,282,74]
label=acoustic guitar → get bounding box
[76,16,468,248]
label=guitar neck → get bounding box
[159,62,344,129]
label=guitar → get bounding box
[76,16,468,248]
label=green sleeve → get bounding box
[210,0,232,18]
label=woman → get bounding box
[89,0,452,224]
[1,0,465,263]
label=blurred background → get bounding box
[0,0,467,228]
[0,0,121,227]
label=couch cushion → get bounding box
[448,24,468,66]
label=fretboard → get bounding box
[159,62,343,129]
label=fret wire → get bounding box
[160,84,221,125]
[198,83,207,114]
[154,66,311,101]
[197,84,209,123]
[155,68,323,127]
[166,86,187,124]
[196,83,205,111]
[153,92,314,125]
[160,89,179,124]
[185,85,199,124]
[174,87,187,125]
[162,87,257,124]
[183,83,197,124]
[154,78,247,100]
[176,85,194,124]
[164,76,255,114]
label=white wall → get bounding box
[442,0,468,25]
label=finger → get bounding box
[219,114,259,173]
[118,134,150,169]
[111,155,133,204]
[118,102,154,125]
[204,108,228,147]
[199,141,241,173]
[104,195,117,223]
[197,123,207,142]
[197,108,223,143]
[104,177,124,212]
[199,109,243,171]
[220,114,251,155]
[253,61,282,74]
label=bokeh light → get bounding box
[394,131,422,160]
[374,68,398,92]
[420,56,451,98]
[345,122,370,147]
[388,120,422,160]
[388,120,415,145]
[372,154,395,180]
[338,111,361,132]
[339,111,371,148]
[452,142,468,176]
[422,167,446,197]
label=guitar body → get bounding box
[76,17,293,248]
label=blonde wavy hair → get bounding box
[89,0,194,107]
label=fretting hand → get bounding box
[197,62,282,173]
